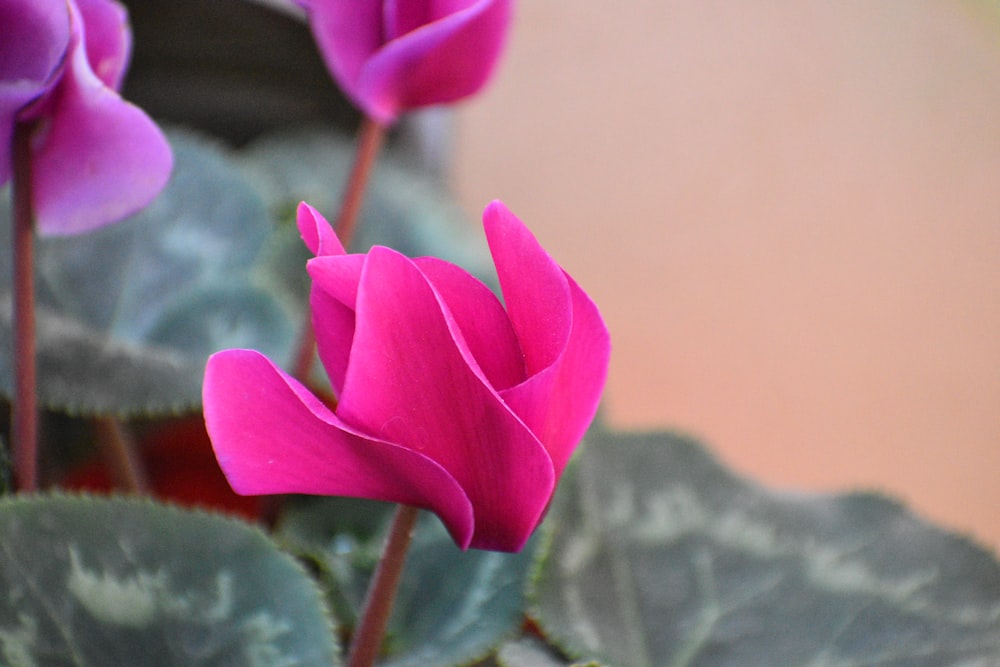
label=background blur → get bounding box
[453,1,1000,549]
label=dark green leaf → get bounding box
[532,430,1000,667]
[0,494,338,665]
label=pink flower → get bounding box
[297,0,513,125]
[1,0,172,235]
[204,201,610,552]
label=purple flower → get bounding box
[204,201,610,552]
[298,0,513,125]
[1,0,172,235]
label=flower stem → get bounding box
[11,122,38,492]
[334,116,386,250]
[92,417,149,494]
[347,504,419,667]
[291,116,385,383]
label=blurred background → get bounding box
[452,1,1000,550]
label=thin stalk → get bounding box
[11,121,37,492]
[346,504,419,667]
[92,417,149,494]
[334,116,386,249]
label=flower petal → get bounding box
[304,0,385,111]
[414,255,525,391]
[0,0,70,185]
[337,245,555,551]
[296,201,344,258]
[0,0,68,85]
[485,201,611,476]
[501,274,611,476]
[383,0,478,40]
[308,252,367,395]
[204,348,476,548]
[356,0,512,123]
[483,200,571,376]
[30,1,172,235]
[309,286,355,397]
[75,0,131,89]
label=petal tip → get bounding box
[297,201,345,257]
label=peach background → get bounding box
[452,2,1000,549]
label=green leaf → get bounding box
[0,130,300,415]
[0,494,338,665]
[532,429,1000,667]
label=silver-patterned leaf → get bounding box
[532,430,1000,667]
[0,494,339,665]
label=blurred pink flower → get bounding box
[204,200,610,552]
[1,0,172,235]
[298,0,513,124]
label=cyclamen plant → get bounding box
[2,2,1000,666]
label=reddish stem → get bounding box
[92,417,149,494]
[347,504,419,667]
[334,116,386,249]
[11,121,37,492]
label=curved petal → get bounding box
[308,254,365,307]
[296,203,354,395]
[337,246,555,551]
[0,0,70,185]
[483,200,572,376]
[0,0,69,85]
[296,201,345,258]
[305,0,384,110]
[356,0,512,123]
[413,255,525,391]
[309,285,355,397]
[501,274,611,476]
[75,0,131,89]
[384,0,479,40]
[204,348,476,548]
[485,201,611,476]
[30,2,172,235]
[308,252,366,395]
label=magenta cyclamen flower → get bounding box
[204,201,610,552]
[1,0,172,235]
[298,0,513,125]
